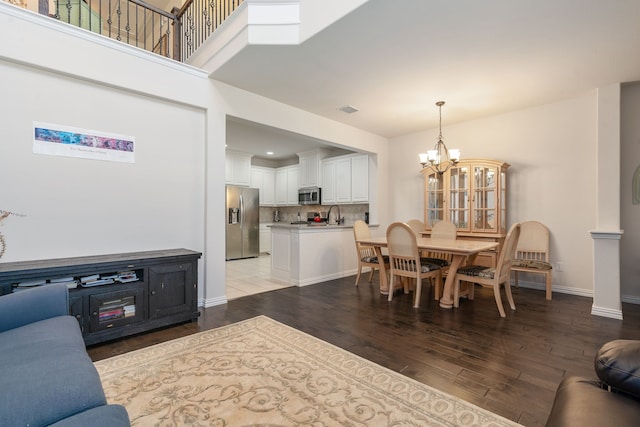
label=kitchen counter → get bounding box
[270,223,379,287]
[269,222,355,230]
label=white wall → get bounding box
[0,62,206,260]
[0,4,211,299]
[389,94,598,296]
[621,83,640,302]
[0,3,392,308]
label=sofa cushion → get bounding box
[595,339,640,398]
[546,376,640,427]
[0,315,107,427]
[48,404,130,427]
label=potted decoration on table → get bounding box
[0,210,25,259]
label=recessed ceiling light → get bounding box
[338,105,359,114]
[266,151,274,156]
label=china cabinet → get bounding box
[422,158,509,266]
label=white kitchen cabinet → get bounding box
[336,157,352,203]
[275,168,287,205]
[259,224,272,253]
[297,149,329,188]
[320,158,337,204]
[350,154,369,202]
[275,165,299,206]
[251,166,275,206]
[287,166,299,204]
[321,153,369,204]
[225,150,252,186]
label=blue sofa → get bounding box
[0,283,130,426]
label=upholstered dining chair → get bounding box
[407,219,425,235]
[420,220,457,300]
[431,220,457,240]
[511,220,553,300]
[453,222,521,317]
[353,220,389,286]
[386,222,442,308]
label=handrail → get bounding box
[129,0,174,19]
[174,0,243,62]
[38,0,243,61]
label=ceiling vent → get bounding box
[338,105,359,114]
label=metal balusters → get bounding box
[176,0,244,61]
[106,0,112,38]
[45,0,242,61]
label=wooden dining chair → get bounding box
[420,220,457,300]
[386,222,442,308]
[407,219,425,236]
[453,222,521,317]
[511,220,553,300]
[353,220,389,286]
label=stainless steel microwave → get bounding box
[298,187,321,205]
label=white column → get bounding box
[590,84,624,319]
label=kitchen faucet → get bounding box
[326,205,342,225]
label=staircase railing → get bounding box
[45,0,243,61]
[173,0,243,62]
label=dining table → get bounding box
[355,236,499,309]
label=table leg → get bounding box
[439,254,465,309]
[374,246,389,295]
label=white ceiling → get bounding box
[216,0,640,159]
[226,116,354,162]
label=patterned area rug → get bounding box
[95,316,522,426]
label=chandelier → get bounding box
[418,101,460,175]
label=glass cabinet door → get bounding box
[422,158,509,236]
[425,172,444,227]
[472,166,497,232]
[448,166,469,231]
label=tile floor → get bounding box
[225,254,292,300]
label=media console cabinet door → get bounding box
[148,262,196,319]
[89,287,145,332]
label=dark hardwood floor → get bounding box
[88,277,640,427]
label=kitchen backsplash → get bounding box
[260,204,369,224]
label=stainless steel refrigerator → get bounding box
[225,185,260,260]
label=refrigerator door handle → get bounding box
[239,194,244,227]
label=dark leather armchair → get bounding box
[546,340,640,427]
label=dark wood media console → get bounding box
[0,249,202,345]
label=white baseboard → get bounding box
[293,269,358,287]
[513,279,593,298]
[200,296,227,308]
[591,305,623,320]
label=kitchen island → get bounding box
[270,223,374,287]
